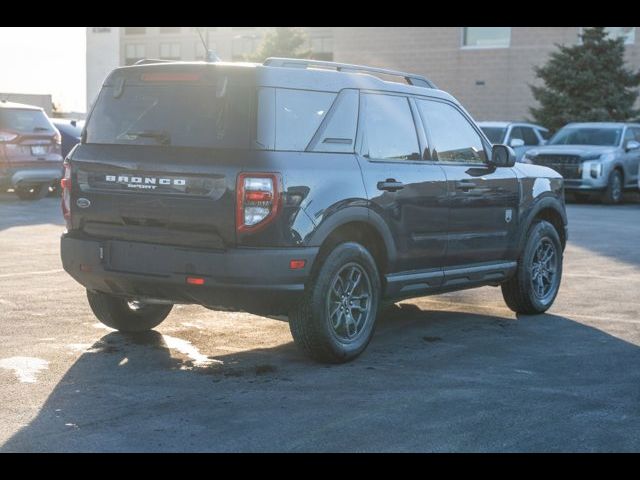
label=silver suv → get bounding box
[523,122,640,204]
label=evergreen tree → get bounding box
[246,27,311,62]
[529,27,640,132]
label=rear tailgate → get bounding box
[70,144,242,249]
[69,63,257,250]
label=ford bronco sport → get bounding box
[60,58,568,363]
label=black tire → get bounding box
[601,169,623,205]
[501,220,563,315]
[15,184,48,201]
[86,290,173,332]
[289,242,381,363]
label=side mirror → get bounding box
[625,140,640,152]
[490,144,516,168]
[509,138,525,148]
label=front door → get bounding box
[356,92,448,275]
[415,98,519,268]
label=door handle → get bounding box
[377,179,405,192]
[455,180,477,191]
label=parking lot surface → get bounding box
[1,192,639,452]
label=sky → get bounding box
[0,27,86,113]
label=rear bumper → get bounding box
[61,235,318,314]
[0,166,63,188]
[563,178,608,191]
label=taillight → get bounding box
[236,173,281,234]
[61,162,72,229]
[0,130,18,142]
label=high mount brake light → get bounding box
[61,163,72,230]
[236,173,281,234]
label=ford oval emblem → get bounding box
[76,198,91,209]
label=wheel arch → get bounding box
[518,196,567,254]
[305,206,396,277]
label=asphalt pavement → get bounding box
[0,191,639,452]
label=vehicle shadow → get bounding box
[565,200,640,268]
[0,193,63,231]
[3,303,640,452]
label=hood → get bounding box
[526,145,619,158]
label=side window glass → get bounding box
[633,128,640,142]
[275,89,336,151]
[361,93,421,161]
[521,127,540,146]
[416,99,487,164]
[623,127,635,143]
[509,127,524,142]
[308,89,359,153]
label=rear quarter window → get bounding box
[274,89,336,151]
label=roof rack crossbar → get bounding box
[263,57,436,88]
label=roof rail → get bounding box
[133,58,176,66]
[263,57,437,89]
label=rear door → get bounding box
[356,92,448,276]
[71,66,255,249]
[416,98,519,268]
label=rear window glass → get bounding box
[86,81,253,149]
[0,108,55,134]
[275,89,336,151]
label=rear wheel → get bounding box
[502,220,563,315]
[601,169,623,204]
[289,242,381,363]
[15,184,48,200]
[86,290,173,332]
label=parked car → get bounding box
[60,58,567,363]
[51,119,83,158]
[478,121,550,162]
[0,101,63,200]
[522,122,640,204]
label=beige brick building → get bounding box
[87,27,639,120]
[332,27,640,121]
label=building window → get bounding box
[232,35,260,60]
[309,35,334,61]
[160,43,181,60]
[579,27,636,45]
[604,27,635,45]
[160,27,181,34]
[124,27,146,35]
[91,27,111,34]
[462,27,511,48]
[125,44,146,65]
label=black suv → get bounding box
[61,58,567,363]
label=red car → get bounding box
[0,100,63,200]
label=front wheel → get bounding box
[601,170,623,205]
[86,290,173,332]
[289,242,381,363]
[502,220,563,315]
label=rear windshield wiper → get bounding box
[118,130,171,145]
[33,126,50,132]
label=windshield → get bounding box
[86,82,253,148]
[549,127,622,147]
[480,127,506,144]
[0,108,56,134]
